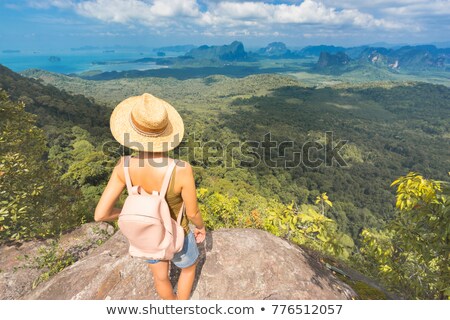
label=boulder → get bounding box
[23,228,355,300]
[0,222,114,299]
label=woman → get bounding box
[94,93,206,300]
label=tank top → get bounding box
[165,163,190,235]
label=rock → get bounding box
[22,227,156,300]
[23,229,355,300]
[193,229,355,299]
[185,41,248,61]
[57,222,115,260]
[0,241,43,300]
[316,52,351,69]
[0,222,114,299]
[258,42,291,57]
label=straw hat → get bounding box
[110,93,184,152]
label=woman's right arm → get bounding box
[94,158,125,222]
[179,161,206,243]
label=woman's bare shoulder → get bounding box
[175,159,192,171]
[174,160,194,181]
[112,156,126,183]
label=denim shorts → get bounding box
[146,232,199,268]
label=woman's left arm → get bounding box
[94,159,126,222]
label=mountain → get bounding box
[310,44,450,73]
[153,44,195,53]
[258,42,289,56]
[358,45,450,70]
[391,45,449,69]
[358,47,393,67]
[316,51,351,69]
[0,64,109,133]
[300,45,347,56]
[185,41,248,61]
[342,46,371,59]
[256,42,300,58]
[366,42,407,49]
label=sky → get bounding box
[0,0,449,52]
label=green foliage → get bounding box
[359,172,450,299]
[264,198,354,259]
[197,188,240,228]
[197,184,354,260]
[0,90,46,240]
[32,240,76,288]
[3,64,449,299]
[0,91,83,242]
[39,72,450,240]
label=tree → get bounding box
[0,91,82,242]
[360,172,450,299]
[0,90,47,240]
[264,198,354,259]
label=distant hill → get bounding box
[153,45,195,53]
[185,41,248,61]
[256,42,301,58]
[358,45,450,70]
[316,52,351,69]
[0,64,109,133]
[258,42,289,56]
[311,44,450,73]
[300,45,347,56]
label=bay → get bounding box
[0,49,172,74]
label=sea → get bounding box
[0,48,177,74]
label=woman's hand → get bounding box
[194,226,206,243]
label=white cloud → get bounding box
[321,0,450,20]
[74,0,201,24]
[381,0,450,16]
[150,0,201,17]
[24,0,432,37]
[212,2,272,20]
[200,0,405,29]
[75,0,154,24]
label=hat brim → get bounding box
[110,95,184,152]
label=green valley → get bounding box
[1,41,449,299]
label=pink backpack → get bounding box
[118,156,185,260]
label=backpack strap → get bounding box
[159,160,176,198]
[123,155,133,194]
[169,161,185,225]
[168,162,177,195]
[177,203,185,225]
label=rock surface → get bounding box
[23,228,355,300]
[0,222,114,299]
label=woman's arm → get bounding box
[94,159,126,222]
[179,161,206,243]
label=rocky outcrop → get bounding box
[23,228,355,300]
[185,41,248,61]
[0,222,114,300]
[316,52,351,69]
[256,42,300,58]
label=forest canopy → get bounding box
[1,64,449,299]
